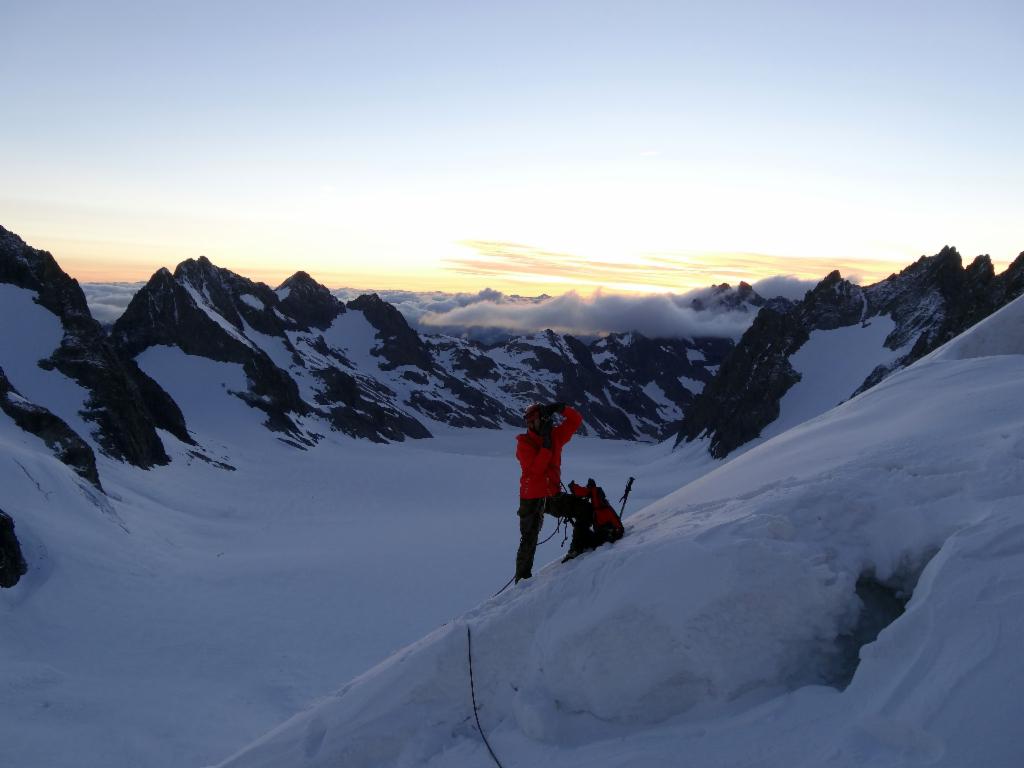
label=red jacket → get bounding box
[516,405,583,499]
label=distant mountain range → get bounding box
[1,225,743,481]
[679,246,1024,457]
[2,223,1022,488]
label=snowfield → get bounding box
[215,298,1024,768]
[2,294,1023,768]
[0,375,669,766]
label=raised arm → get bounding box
[551,404,582,447]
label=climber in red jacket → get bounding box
[514,401,592,582]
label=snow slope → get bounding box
[0,367,672,768]
[216,298,1024,768]
[0,284,95,444]
[761,314,904,441]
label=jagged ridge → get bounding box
[681,246,1024,458]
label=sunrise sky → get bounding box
[2,0,1022,294]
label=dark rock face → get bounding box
[865,246,990,354]
[992,251,1024,306]
[277,271,345,331]
[591,333,731,437]
[690,281,766,312]
[680,246,1024,458]
[0,367,102,488]
[0,225,749,449]
[681,307,807,458]
[801,271,866,330]
[112,260,311,438]
[854,247,1021,395]
[342,293,519,430]
[429,328,734,440]
[347,293,434,371]
[0,509,28,588]
[0,225,180,468]
[313,367,431,442]
[113,260,439,443]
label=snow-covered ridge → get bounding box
[926,291,1024,361]
[216,298,1024,768]
[103,254,731,445]
[678,247,1024,459]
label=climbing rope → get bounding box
[467,624,505,768]
[492,575,515,597]
[493,514,567,597]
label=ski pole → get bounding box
[618,477,635,518]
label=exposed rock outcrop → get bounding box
[680,247,1024,458]
[1,225,745,449]
[0,509,28,588]
[277,271,345,331]
[0,225,184,467]
[0,366,102,488]
[347,293,435,372]
[112,259,312,439]
[680,306,807,458]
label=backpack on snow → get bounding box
[567,478,625,545]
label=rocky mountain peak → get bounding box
[679,304,806,458]
[965,255,996,302]
[993,251,1024,305]
[173,254,219,284]
[0,366,101,487]
[171,256,284,334]
[800,271,863,330]
[936,244,961,261]
[0,225,92,322]
[1,225,183,469]
[966,254,995,280]
[276,271,344,331]
[865,245,994,355]
[113,258,311,438]
[690,281,767,313]
[736,280,756,298]
[347,293,432,371]
[280,270,314,286]
[680,245,1024,460]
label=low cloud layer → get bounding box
[750,276,819,302]
[81,282,145,324]
[81,276,822,341]
[420,286,770,340]
[331,287,524,327]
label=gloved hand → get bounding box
[539,417,553,448]
[543,402,567,417]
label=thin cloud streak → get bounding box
[449,240,909,292]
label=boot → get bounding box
[561,548,583,563]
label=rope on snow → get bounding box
[467,624,506,768]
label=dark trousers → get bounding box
[515,494,594,580]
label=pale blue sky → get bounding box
[2,0,1021,290]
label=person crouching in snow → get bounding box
[514,401,592,582]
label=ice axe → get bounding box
[618,476,635,518]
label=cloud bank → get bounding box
[81,276,821,342]
[81,282,145,324]
[750,276,819,302]
[418,287,771,341]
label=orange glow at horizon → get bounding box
[30,232,1012,297]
